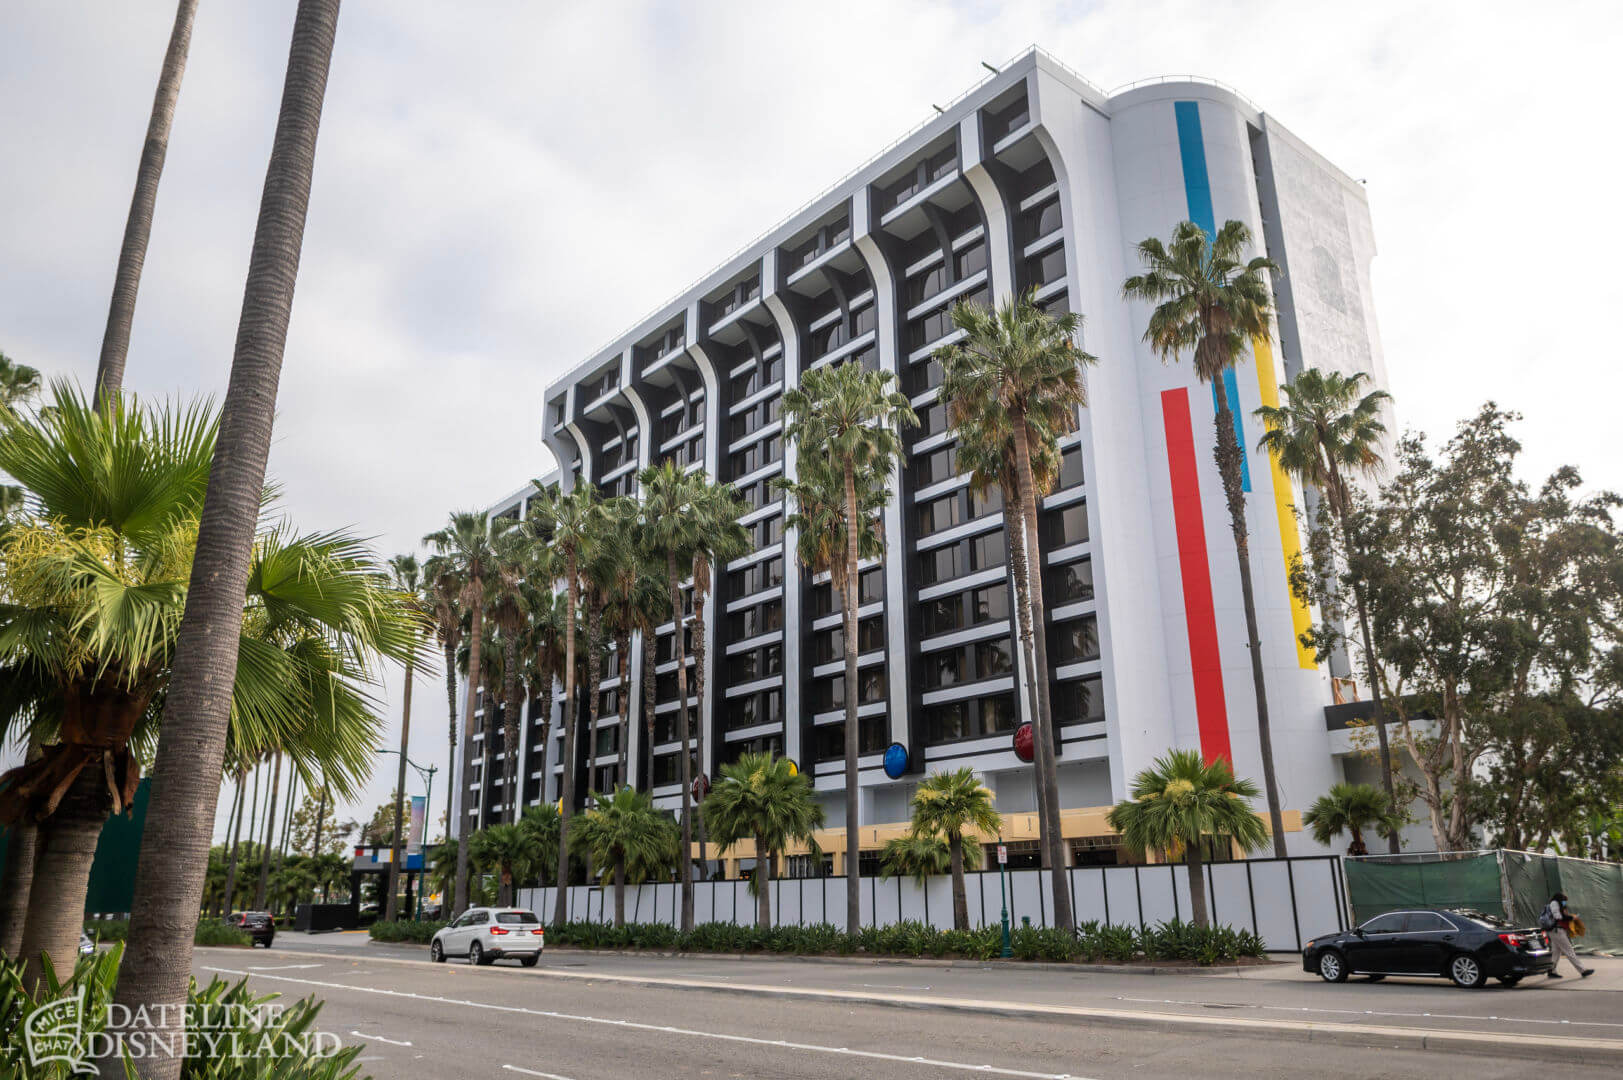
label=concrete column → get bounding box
[760,248,805,766]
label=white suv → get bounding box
[430,907,544,966]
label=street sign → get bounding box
[997,844,1008,865]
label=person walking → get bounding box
[1541,892,1594,979]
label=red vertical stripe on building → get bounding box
[1161,388,1232,765]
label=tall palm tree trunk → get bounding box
[385,652,414,922]
[553,559,580,926]
[311,781,327,856]
[255,755,282,909]
[441,636,459,844]
[1186,840,1209,928]
[1212,396,1287,857]
[642,628,658,793]
[586,601,605,797]
[668,553,696,932]
[94,0,199,406]
[1012,423,1073,931]
[1002,496,1053,861]
[215,771,245,919]
[841,463,861,936]
[0,736,43,956]
[614,629,632,788]
[456,597,485,914]
[20,768,110,989]
[754,834,772,929]
[231,761,261,913]
[535,679,554,806]
[107,6,343,1071]
[479,655,499,829]
[691,569,710,879]
[948,832,969,932]
[500,636,521,824]
[612,852,626,928]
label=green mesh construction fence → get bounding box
[1346,850,1623,956]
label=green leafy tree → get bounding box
[289,784,354,857]
[469,822,541,907]
[880,832,953,887]
[1106,748,1270,927]
[1302,782,1404,855]
[570,787,677,926]
[777,362,915,935]
[1255,367,1397,848]
[0,350,41,413]
[909,768,1002,930]
[519,803,562,884]
[701,752,825,928]
[936,291,1094,930]
[1123,219,1287,857]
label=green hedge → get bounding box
[85,920,253,948]
[405,918,1261,964]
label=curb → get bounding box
[241,945,1623,1066]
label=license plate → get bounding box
[1525,947,1550,956]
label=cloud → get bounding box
[3,0,1620,832]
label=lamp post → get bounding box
[997,836,1012,959]
[375,749,439,921]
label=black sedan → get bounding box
[226,911,276,948]
[1303,908,1554,988]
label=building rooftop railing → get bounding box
[1106,73,1263,117]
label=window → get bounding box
[1041,502,1089,548]
[917,544,961,587]
[727,643,783,683]
[986,94,1030,143]
[975,637,1014,678]
[921,595,963,637]
[916,492,962,537]
[724,688,783,732]
[652,751,699,787]
[906,262,948,306]
[812,668,886,712]
[852,303,876,337]
[750,514,783,548]
[916,401,949,437]
[727,557,783,597]
[954,242,987,279]
[812,716,889,760]
[813,616,885,663]
[971,530,1005,570]
[810,568,883,616]
[923,693,1017,744]
[1025,247,1067,289]
[721,732,783,765]
[913,446,957,487]
[904,358,944,396]
[1057,445,1084,489]
[969,584,1009,624]
[729,436,781,477]
[1360,913,1407,935]
[968,485,1002,519]
[1020,198,1063,245]
[1049,558,1093,604]
[727,598,783,640]
[593,725,619,757]
[1405,912,1453,933]
[1039,291,1071,317]
[496,911,540,925]
[1055,676,1104,725]
[1052,617,1100,664]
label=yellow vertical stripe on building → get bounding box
[1253,335,1318,670]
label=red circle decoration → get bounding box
[691,773,711,800]
[1012,722,1034,763]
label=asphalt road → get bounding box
[190,936,1623,1079]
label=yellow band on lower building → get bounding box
[1253,335,1318,670]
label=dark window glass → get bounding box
[981,693,1018,734]
[1039,291,1071,317]
[852,304,876,337]
[970,530,1005,570]
[916,401,949,437]
[812,716,889,760]
[975,637,1013,678]
[954,242,987,278]
[969,485,1002,518]
[1025,246,1067,288]
[1049,559,1094,604]
[593,725,619,756]
[921,595,963,637]
[1020,198,1063,245]
[720,732,783,766]
[913,446,957,488]
[904,358,944,396]
[652,751,698,787]
[921,648,966,690]
[1058,445,1084,489]
[1041,502,1089,548]
[923,701,968,743]
[916,493,962,537]
[917,544,960,587]
[970,584,1009,624]
[1055,676,1105,725]
[1052,616,1100,663]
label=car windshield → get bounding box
[1447,909,1508,930]
[497,911,539,925]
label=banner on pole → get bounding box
[408,795,427,853]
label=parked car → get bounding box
[1304,907,1554,988]
[226,911,276,948]
[430,907,544,967]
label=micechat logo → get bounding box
[23,989,92,1074]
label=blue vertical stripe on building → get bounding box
[1176,99,1250,492]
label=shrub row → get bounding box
[85,920,253,948]
[370,917,1264,965]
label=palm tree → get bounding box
[637,461,704,929]
[582,501,638,807]
[524,590,567,812]
[601,524,666,790]
[777,362,915,935]
[468,823,540,907]
[0,387,409,986]
[384,554,429,920]
[485,527,547,824]
[422,550,466,842]
[570,787,675,926]
[879,831,953,887]
[1254,368,1397,850]
[518,802,562,884]
[937,291,1094,931]
[0,350,42,413]
[107,4,346,1058]
[423,510,512,915]
[1302,782,1403,856]
[92,0,199,407]
[701,752,825,929]
[1106,748,1271,927]
[909,768,1002,931]
[528,481,604,925]
[254,753,284,910]
[1123,219,1287,857]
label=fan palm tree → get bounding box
[110,5,349,1053]
[528,481,604,924]
[485,527,548,824]
[92,0,199,407]
[0,382,411,986]
[909,768,1002,931]
[879,831,953,887]
[1253,368,1397,849]
[570,787,675,926]
[518,802,562,885]
[1106,748,1271,927]
[422,550,466,843]
[524,590,567,811]
[423,509,513,915]
[469,822,541,907]
[777,363,915,935]
[581,501,639,806]
[1302,782,1403,856]
[601,525,666,790]
[0,350,42,413]
[382,554,430,920]
[701,752,825,929]
[936,291,1093,931]
[1122,219,1287,857]
[254,753,285,910]
[637,461,705,928]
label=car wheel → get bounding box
[1497,975,1522,987]
[520,954,539,968]
[1449,954,1486,989]
[1317,950,1348,983]
[430,940,444,963]
[469,942,485,966]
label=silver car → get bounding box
[430,907,544,966]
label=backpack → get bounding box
[1538,904,1559,931]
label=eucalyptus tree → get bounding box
[701,752,825,929]
[1253,367,1396,847]
[423,509,514,914]
[528,480,605,924]
[636,460,704,929]
[777,362,915,935]
[937,291,1094,930]
[1106,749,1270,928]
[1123,219,1286,856]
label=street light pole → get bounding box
[997,836,1012,959]
[374,749,439,922]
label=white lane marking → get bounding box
[248,963,323,971]
[356,1057,388,1063]
[503,1066,577,1080]
[350,1030,412,1046]
[863,983,934,991]
[1113,996,1623,1031]
[203,966,1084,1080]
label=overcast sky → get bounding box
[4,1,1621,843]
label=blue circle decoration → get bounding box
[882,742,909,779]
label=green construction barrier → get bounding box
[1503,850,1623,956]
[0,778,150,916]
[1343,853,1506,923]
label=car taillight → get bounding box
[531,928,545,936]
[489,926,509,935]
[1498,932,1523,947]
